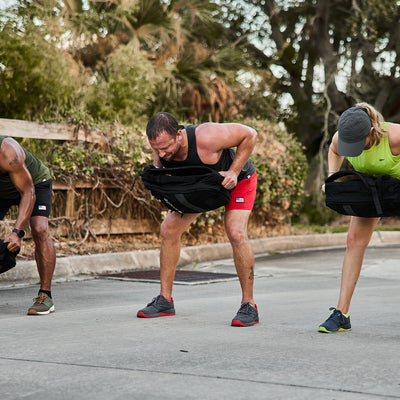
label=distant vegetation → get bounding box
[1,0,399,226]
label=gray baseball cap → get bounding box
[337,106,372,157]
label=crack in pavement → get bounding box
[0,356,399,398]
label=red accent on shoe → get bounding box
[137,311,176,318]
[160,296,173,302]
[231,319,259,327]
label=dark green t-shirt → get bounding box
[0,136,51,199]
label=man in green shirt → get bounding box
[0,136,56,315]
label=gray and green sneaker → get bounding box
[27,292,55,315]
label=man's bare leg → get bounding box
[30,216,56,291]
[224,209,254,305]
[159,211,200,300]
[137,211,200,318]
[27,216,56,315]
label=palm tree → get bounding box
[4,0,249,123]
[64,0,244,121]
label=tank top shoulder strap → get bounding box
[185,125,202,164]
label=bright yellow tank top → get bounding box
[346,122,400,179]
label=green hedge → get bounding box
[20,119,307,232]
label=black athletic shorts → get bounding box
[0,179,53,220]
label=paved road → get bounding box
[1,244,400,399]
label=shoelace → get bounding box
[147,295,164,306]
[32,293,47,304]
[328,307,345,322]
[238,302,254,315]
[147,297,157,306]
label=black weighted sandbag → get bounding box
[139,165,231,214]
[325,170,400,217]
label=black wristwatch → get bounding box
[12,228,25,238]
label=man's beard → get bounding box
[163,141,181,161]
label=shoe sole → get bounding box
[137,311,175,318]
[318,326,351,333]
[27,305,55,315]
[231,320,259,327]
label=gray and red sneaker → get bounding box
[137,295,175,318]
[231,302,259,326]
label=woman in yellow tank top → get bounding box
[319,103,400,333]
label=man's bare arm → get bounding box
[0,138,35,250]
[197,123,257,189]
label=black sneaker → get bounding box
[231,302,259,326]
[318,307,351,333]
[137,295,176,318]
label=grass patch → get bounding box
[293,223,400,235]
[375,225,400,231]
[292,224,348,234]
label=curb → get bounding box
[2,231,400,283]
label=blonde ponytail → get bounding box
[356,102,385,149]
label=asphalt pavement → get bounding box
[1,232,400,399]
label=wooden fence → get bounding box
[0,118,107,144]
[0,118,154,238]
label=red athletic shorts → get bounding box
[225,171,257,211]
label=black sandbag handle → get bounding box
[325,170,383,216]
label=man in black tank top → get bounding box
[0,137,56,315]
[137,112,259,327]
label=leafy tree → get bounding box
[217,0,400,221]
[221,0,400,154]
[85,43,161,125]
[0,0,279,124]
[0,2,81,120]
[0,0,307,232]
[59,0,243,121]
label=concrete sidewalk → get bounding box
[2,231,400,284]
[1,244,400,399]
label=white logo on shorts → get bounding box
[235,197,245,203]
[38,205,47,210]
